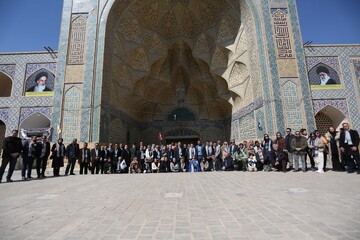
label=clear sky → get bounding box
[0,0,359,52]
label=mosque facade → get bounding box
[0,0,359,145]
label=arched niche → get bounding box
[0,71,13,97]
[315,105,346,134]
[20,113,51,129]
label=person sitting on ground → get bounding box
[129,157,141,174]
[151,158,160,173]
[116,156,123,173]
[255,147,269,171]
[170,158,179,172]
[180,157,187,172]
[223,152,234,171]
[188,155,200,172]
[248,153,257,172]
[200,157,209,172]
[104,157,112,174]
[233,148,242,171]
[239,145,248,171]
[271,143,287,172]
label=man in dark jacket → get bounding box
[0,130,22,183]
[271,143,287,172]
[78,142,91,175]
[91,143,101,174]
[291,131,308,172]
[65,138,79,175]
[285,128,295,170]
[339,123,360,174]
[36,135,51,178]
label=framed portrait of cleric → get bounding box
[24,68,55,96]
[306,57,343,90]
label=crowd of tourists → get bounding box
[0,122,359,182]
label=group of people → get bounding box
[0,122,359,182]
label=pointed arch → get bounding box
[0,71,13,97]
[20,113,51,129]
[315,105,347,133]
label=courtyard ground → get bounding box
[0,169,359,240]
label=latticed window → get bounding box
[167,108,196,121]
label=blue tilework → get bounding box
[0,53,55,136]
[256,109,266,138]
[247,0,275,136]
[0,65,16,79]
[287,0,316,131]
[91,0,116,142]
[81,0,99,142]
[51,0,73,141]
[262,0,285,135]
[305,45,360,131]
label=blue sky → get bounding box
[0,0,359,52]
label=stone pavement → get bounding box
[0,170,359,240]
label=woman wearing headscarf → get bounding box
[325,126,342,171]
[51,138,65,176]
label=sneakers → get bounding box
[316,169,324,174]
[6,179,13,182]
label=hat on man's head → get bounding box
[316,66,330,75]
[34,71,48,83]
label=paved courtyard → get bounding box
[0,170,359,240]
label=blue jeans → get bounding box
[0,157,18,181]
[197,155,203,171]
[22,156,34,178]
[293,154,306,170]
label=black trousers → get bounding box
[331,153,342,171]
[0,157,17,181]
[53,167,60,176]
[343,149,360,173]
[207,159,213,171]
[36,157,47,177]
[323,153,327,171]
[22,156,34,178]
[79,162,88,174]
[305,152,315,169]
[65,158,76,174]
[215,159,223,171]
[100,161,105,174]
[92,161,100,174]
